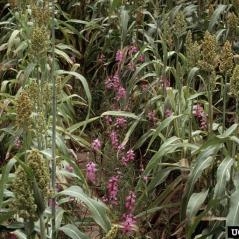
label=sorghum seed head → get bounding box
[16,91,32,128]
[219,41,234,76]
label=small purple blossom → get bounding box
[147,110,157,123]
[106,175,119,205]
[86,161,97,183]
[138,54,145,62]
[121,213,136,234]
[115,86,126,100]
[121,149,135,166]
[91,138,101,151]
[125,191,136,212]
[193,104,208,130]
[110,130,119,149]
[115,50,123,62]
[115,117,127,128]
[128,45,139,54]
[164,108,173,118]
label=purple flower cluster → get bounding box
[192,104,208,130]
[104,175,120,205]
[91,138,101,151]
[110,130,119,149]
[121,149,135,166]
[86,161,97,183]
[121,213,136,234]
[104,73,126,101]
[121,191,137,234]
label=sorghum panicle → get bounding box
[185,31,200,67]
[219,40,234,76]
[12,166,37,220]
[226,12,238,40]
[198,31,218,73]
[27,149,50,198]
[174,11,187,37]
[16,91,32,128]
[30,26,49,56]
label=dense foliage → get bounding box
[1,0,239,238]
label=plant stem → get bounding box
[222,76,227,132]
[40,214,46,239]
[208,84,213,134]
[50,0,56,238]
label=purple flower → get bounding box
[125,191,136,212]
[115,50,123,62]
[86,161,97,183]
[115,86,126,100]
[91,138,101,151]
[138,54,145,62]
[193,104,208,130]
[164,108,173,118]
[147,110,157,123]
[121,213,136,234]
[110,130,119,149]
[106,176,119,205]
[112,74,121,90]
[121,149,135,166]
[129,45,139,54]
[115,117,127,128]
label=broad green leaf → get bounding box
[58,186,111,232]
[101,111,141,120]
[208,5,228,31]
[56,70,92,132]
[0,158,17,208]
[214,157,234,199]
[59,224,90,239]
[144,136,181,174]
[7,29,20,56]
[217,124,238,139]
[120,7,129,44]
[186,190,208,224]
[181,144,220,219]
[226,188,239,226]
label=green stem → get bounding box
[222,76,227,132]
[40,214,46,239]
[50,0,57,238]
[208,84,213,134]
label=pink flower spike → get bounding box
[115,117,127,128]
[115,86,126,100]
[125,191,136,212]
[110,131,119,149]
[115,50,123,62]
[86,161,97,183]
[106,175,119,205]
[91,138,101,151]
[121,149,135,165]
[121,213,137,235]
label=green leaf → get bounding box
[0,158,17,208]
[101,111,141,120]
[214,157,234,199]
[120,7,129,44]
[56,69,92,132]
[58,186,111,232]
[226,188,239,226]
[208,4,228,31]
[181,144,220,219]
[186,190,208,224]
[59,224,90,239]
